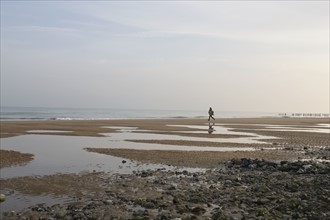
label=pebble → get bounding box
[0,194,6,202]
[2,159,329,219]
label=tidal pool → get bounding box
[217,123,330,134]
[27,130,73,133]
[0,124,276,178]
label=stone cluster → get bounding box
[2,159,329,219]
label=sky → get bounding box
[1,1,329,113]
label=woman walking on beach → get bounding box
[208,107,215,121]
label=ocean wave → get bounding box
[1,106,282,120]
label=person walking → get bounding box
[208,107,215,121]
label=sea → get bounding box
[0,106,278,121]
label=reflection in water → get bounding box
[167,124,277,143]
[0,191,69,214]
[0,124,278,179]
[208,122,215,134]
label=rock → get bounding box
[297,164,317,174]
[143,201,156,209]
[226,160,234,168]
[0,194,6,202]
[225,180,232,185]
[241,158,252,168]
[3,158,330,219]
[104,199,113,205]
[133,209,149,217]
[73,212,86,219]
[173,197,180,204]
[212,211,228,219]
[140,170,152,177]
[189,195,206,204]
[54,208,67,218]
[256,198,270,205]
[191,206,206,215]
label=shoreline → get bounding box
[2,115,329,121]
[1,117,329,138]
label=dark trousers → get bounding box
[208,115,215,121]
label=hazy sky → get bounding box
[1,1,329,113]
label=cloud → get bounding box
[61,19,103,28]
[9,25,82,35]
[14,25,78,32]
[65,1,329,47]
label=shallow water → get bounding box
[219,123,330,134]
[166,124,277,143]
[27,130,73,133]
[2,122,325,180]
[264,124,330,133]
[107,124,276,144]
[0,135,158,179]
[0,190,69,214]
[0,124,275,179]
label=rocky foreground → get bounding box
[2,159,330,220]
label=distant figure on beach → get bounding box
[208,107,215,121]
[208,122,215,134]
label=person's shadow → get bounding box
[208,122,215,134]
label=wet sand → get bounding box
[1,117,328,138]
[1,118,328,169]
[85,148,300,168]
[0,118,329,169]
[0,150,34,169]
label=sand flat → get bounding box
[85,148,300,168]
[0,150,34,169]
[1,117,329,138]
[1,117,329,169]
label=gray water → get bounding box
[2,123,328,179]
[0,124,268,179]
[0,106,278,120]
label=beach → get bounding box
[0,117,329,219]
[2,0,329,218]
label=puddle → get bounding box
[0,135,165,179]
[27,130,72,133]
[0,190,69,214]
[27,130,73,133]
[255,124,329,134]
[220,123,330,134]
[265,127,329,133]
[162,124,277,144]
[315,123,330,128]
[0,123,286,178]
[300,158,330,163]
[0,124,277,178]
